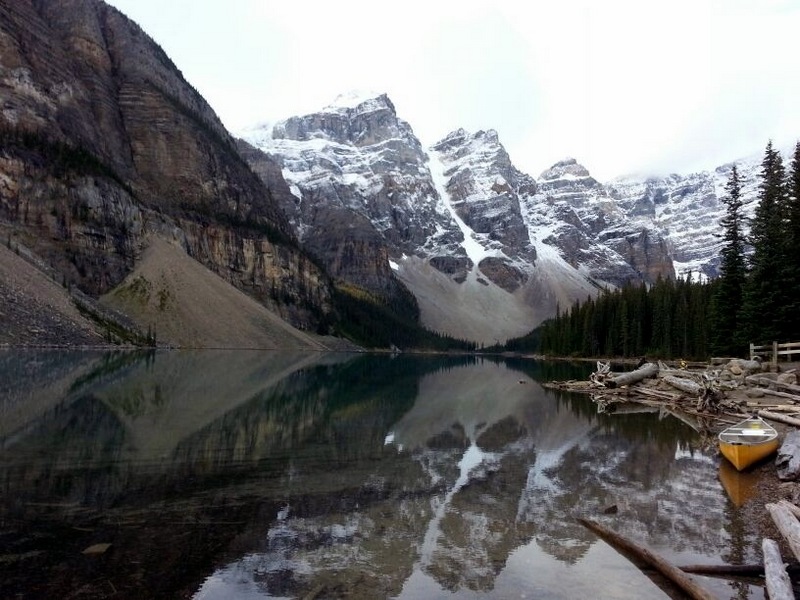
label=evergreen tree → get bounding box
[786,141,800,339]
[710,165,747,355]
[740,141,789,344]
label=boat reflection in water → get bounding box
[0,351,769,599]
[718,460,761,508]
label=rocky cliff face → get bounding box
[530,157,675,285]
[0,0,330,331]
[430,128,537,290]
[607,155,765,279]
[240,93,457,307]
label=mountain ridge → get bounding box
[241,91,783,345]
[242,93,694,343]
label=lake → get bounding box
[0,349,767,599]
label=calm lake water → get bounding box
[0,349,768,599]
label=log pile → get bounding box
[546,359,800,430]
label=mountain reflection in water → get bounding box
[0,350,766,599]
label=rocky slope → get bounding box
[0,242,103,346]
[102,235,334,349]
[0,0,331,345]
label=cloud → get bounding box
[107,0,800,180]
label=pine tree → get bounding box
[710,165,747,355]
[785,141,800,340]
[740,141,789,344]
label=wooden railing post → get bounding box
[750,343,756,360]
[773,341,779,370]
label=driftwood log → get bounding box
[762,538,795,600]
[605,362,659,389]
[766,503,800,563]
[577,517,716,600]
[776,434,800,481]
[759,410,800,428]
[779,500,800,521]
[732,359,764,373]
[760,388,800,402]
[661,375,702,395]
[747,376,800,395]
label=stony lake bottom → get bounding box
[0,349,773,599]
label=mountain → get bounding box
[0,0,335,347]
[242,91,785,344]
[241,94,676,344]
[607,155,766,279]
[238,93,443,306]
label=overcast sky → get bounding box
[105,0,800,181]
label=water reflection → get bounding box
[0,350,767,599]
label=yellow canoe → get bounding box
[718,417,779,471]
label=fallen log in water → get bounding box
[576,517,716,600]
[679,560,800,578]
[678,563,762,577]
[679,563,764,576]
[766,502,800,564]
[605,362,659,389]
[762,538,795,600]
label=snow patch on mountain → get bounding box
[427,152,497,274]
[326,89,388,112]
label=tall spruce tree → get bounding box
[710,165,747,355]
[786,141,800,340]
[740,141,789,344]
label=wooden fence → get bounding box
[750,341,800,368]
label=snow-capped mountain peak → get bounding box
[539,158,594,182]
[324,90,392,113]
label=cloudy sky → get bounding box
[105,0,799,180]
